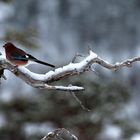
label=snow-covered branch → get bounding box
[41,128,78,140]
[0,50,140,91]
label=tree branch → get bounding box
[41,128,78,140]
[0,50,140,91]
[95,56,140,71]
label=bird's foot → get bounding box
[11,65,18,74]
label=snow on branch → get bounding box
[41,128,78,140]
[0,50,140,91]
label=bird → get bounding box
[3,42,55,68]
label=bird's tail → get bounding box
[34,59,55,68]
[27,54,55,68]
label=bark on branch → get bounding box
[0,50,140,91]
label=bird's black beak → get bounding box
[3,44,5,48]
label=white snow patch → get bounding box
[131,134,140,140]
[23,122,55,136]
[99,124,122,140]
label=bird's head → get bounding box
[3,42,14,49]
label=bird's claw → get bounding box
[11,65,18,74]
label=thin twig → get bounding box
[70,90,90,112]
[72,53,86,63]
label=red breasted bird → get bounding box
[3,42,55,68]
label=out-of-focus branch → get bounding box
[0,50,140,91]
[41,128,78,140]
[95,56,140,71]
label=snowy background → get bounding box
[0,0,140,140]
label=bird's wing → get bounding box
[26,54,37,61]
[10,52,29,61]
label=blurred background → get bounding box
[0,0,140,140]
